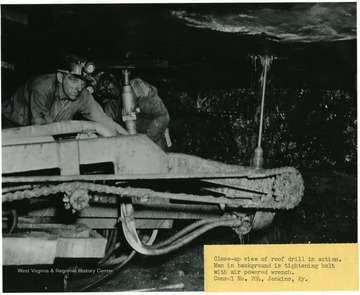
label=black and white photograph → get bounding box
[1,1,357,292]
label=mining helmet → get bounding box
[57,54,96,84]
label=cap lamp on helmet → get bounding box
[57,55,96,84]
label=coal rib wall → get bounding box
[160,88,356,172]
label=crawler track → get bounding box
[2,167,304,210]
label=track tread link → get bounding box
[2,167,304,210]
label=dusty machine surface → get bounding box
[2,120,304,268]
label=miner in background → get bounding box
[94,71,170,150]
[2,55,128,135]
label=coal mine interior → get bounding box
[1,2,357,292]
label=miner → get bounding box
[2,55,127,135]
[94,71,170,150]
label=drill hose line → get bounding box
[146,216,234,249]
[120,203,243,256]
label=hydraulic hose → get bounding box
[147,217,229,249]
[97,229,118,266]
[75,226,157,291]
[101,254,128,267]
[77,250,136,292]
[104,229,158,267]
[120,203,243,256]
